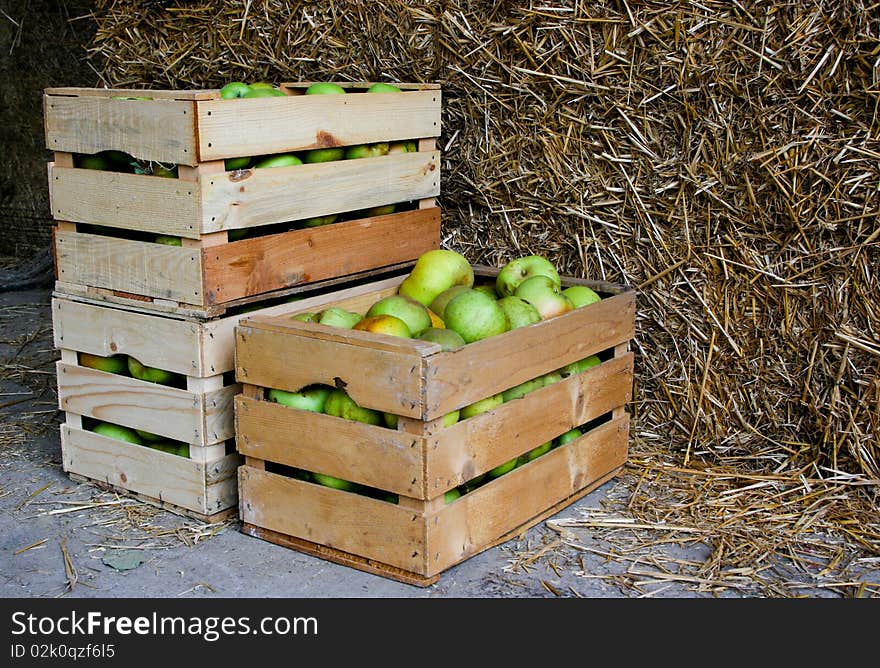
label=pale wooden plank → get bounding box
[427,414,630,574]
[44,94,198,165]
[195,89,441,161]
[423,290,636,419]
[61,424,213,515]
[201,384,240,444]
[200,150,440,233]
[45,87,219,100]
[202,207,440,304]
[235,325,424,418]
[427,353,634,493]
[56,362,221,446]
[238,466,428,574]
[49,165,202,238]
[54,230,204,304]
[51,296,204,377]
[235,396,426,497]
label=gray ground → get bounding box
[1,284,876,599]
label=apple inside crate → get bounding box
[44,83,442,316]
[233,268,636,586]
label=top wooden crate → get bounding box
[44,83,442,316]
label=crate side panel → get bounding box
[238,466,428,574]
[427,414,630,574]
[56,362,210,445]
[50,165,201,238]
[54,231,204,304]
[236,396,426,498]
[428,353,634,493]
[201,151,440,234]
[203,208,440,305]
[196,90,441,161]
[235,326,424,418]
[424,290,636,419]
[44,94,197,165]
[52,297,203,377]
[61,425,213,513]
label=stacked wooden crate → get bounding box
[45,82,442,520]
[233,268,635,584]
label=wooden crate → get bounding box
[44,82,442,316]
[233,268,636,585]
[53,267,415,521]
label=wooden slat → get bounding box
[56,362,230,446]
[54,230,204,304]
[49,164,202,239]
[234,325,424,418]
[195,89,442,161]
[44,94,198,165]
[238,466,428,574]
[200,150,440,234]
[61,425,219,514]
[427,353,634,493]
[45,87,219,100]
[202,208,440,305]
[51,296,204,376]
[427,414,630,574]
[422,290,636,419]
[235,396,426,497]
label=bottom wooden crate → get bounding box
[238,412,629,586]
[61,423,240,522]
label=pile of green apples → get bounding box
[269,248,606,497]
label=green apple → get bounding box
[220,81,251,99]
[353,314,412,338]
[317,307,363,329]
[389,140,417,153]
[344,143,389,159]
[92,422,143,445]
[559,355,601,378]
[443,289,510,343]
[366,294,432,337]
[382,412,399,429]
[415,327,466,352]
[399,249,475,307]
[154,235,182,246]
[300,214,338,227]
[514,275,575,319]
[362,204,396,216]
[268,384,333,413]
[521,440,552,463]
[501,377,544,403]
[248,82,277,91]
[78,352,129,375]
[253,153,303,168]
[445,487,462,504]
[323,389,382,426]
[149,441,190,457]
[303,147,345,163]
[305,82,347,95]
[312,472,360,492]
[75,153,111,170]
[428,285,471,320]
[541,370,563,386]
[101,150,135,166]
[555,428,583,448]
[242,86,285,98]
[443,410,461,427]
[290,312,318,323]
[486,457,518,479]
[496,255,561,297]
[459,393,503,420]
[366,82,402,93]
[152,164,178,178]
[496,295,542,329]
[473,283,499,299]
[225,156,252,170]
[135,429,166,443]
[127,356,181,386]
[563,285,602,308]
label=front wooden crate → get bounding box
[53,268,415,520]
[234,268,636,585]
[45,82,442,316]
